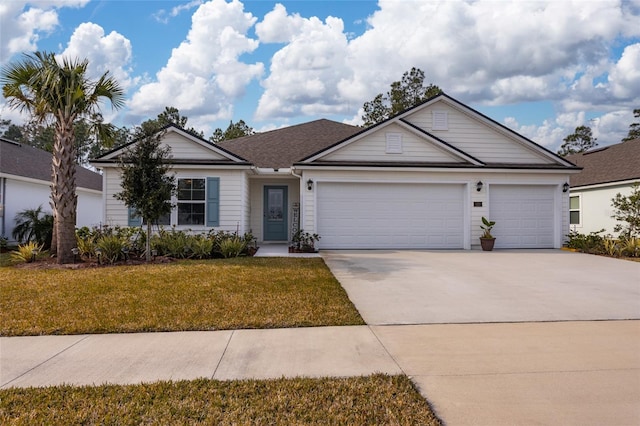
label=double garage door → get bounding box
[317,182,465,249]
[316,182,556,249]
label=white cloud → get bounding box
[60,23,135,90]
[254,4,351,120]
[129,0,263,123]
[0,1,88,61]
[153,0,203,24]
[608,43,640,100]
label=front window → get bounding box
[177,178,205,225]
[569,195,581,226]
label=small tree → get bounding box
[114,131,176,261]
[611,183,640,238]
[557,125,597,156]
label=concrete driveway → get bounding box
[322,249,640,425]
[322,249,640,324]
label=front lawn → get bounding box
[0,374,441,425]
[0,257,364,336]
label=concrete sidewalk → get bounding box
[0,326,401,388]
[2,321,639,425]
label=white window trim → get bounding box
[176,177,206,226]
[569,194,582,228]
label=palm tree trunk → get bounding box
[52,119,77,264]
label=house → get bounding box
[92,93,579,250]
[565,138,640,236]
[0,137,104,243]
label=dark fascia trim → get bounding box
[0,137,21,146]
[294,161,580,170]
[93,123,250,163]
[398,119,485,165]
[438,93,578,167]
[92,159,253,167]
[571,176,640,189]
[299,126,371,162]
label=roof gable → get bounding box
[0,138,102,191]
[310,121,481,165]
[302,93,575,169]
[96,124,246,163]
[565,138,640,187]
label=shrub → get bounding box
[219,237,246,258]
[566,230,605,254]
[11,241,44,263]
[191,234,214,259]
[621,237,640,257]
[96,235,125,264]
[11,206,53,249]
[602,237,622,257]
[153,228,192,258]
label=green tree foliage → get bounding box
[136,106,204,139]
[1,51,124,264]
[611,183,640,237]
[114,130,176,261]
[0,119,25,142]
[11,206,53,249]
[361,67,442,126]
[557,125,598,156]
[209,120,255,143]
[622,109,640,142]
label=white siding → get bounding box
[249,178,300,242]
[160,132,228,160]
[322,123,463,163]
[405,102,555,165]
[103,167,248,233]
[2,177,102,243]
[570,182,637,235]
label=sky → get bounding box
[1,0,639,152]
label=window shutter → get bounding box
[128,207,142,226]
[206,177,220,227]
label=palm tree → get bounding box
[12,206,54,249]
[1,51,124,263]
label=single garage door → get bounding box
[317,182,465,249]
[489,185,555,248]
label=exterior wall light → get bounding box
[307,179,313,191]
[562,182,570,193]
[476,181,483,192]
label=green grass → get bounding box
[0,257,364,336]
[0,374,441,425]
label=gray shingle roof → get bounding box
[0,138,103,191]
[217,119,362,169]
[565,138,640,187]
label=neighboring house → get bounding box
[0,137,103,243]
[565,138,640,236]
[92,93,579,250]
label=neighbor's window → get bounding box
[569,195,581,226]
[177,178,206,225]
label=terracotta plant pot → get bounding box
[480,237,496,251]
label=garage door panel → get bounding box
[317,182,464,249]
[490,185,555,249]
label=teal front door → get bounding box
[263,186,288,241]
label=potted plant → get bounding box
[479,216,496,251]
[290,229,321,253]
